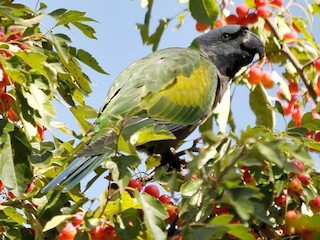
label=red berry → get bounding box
[247,12,258,24]
[144,184,160,198]
[292,159,304,172]
[289,178,303,193]
[242,169,256,185]
[72,211,85,227]
[26,181,35,193]
[305,131,314,139]
[314,132,320,142]
[276,89,285,100]
[195,22,209,32]
[288,82,299,95]
[225,14,238,25]
[254,0,266,7]
[0,69,14,88]
[166,204,178,223]
[284,32,297,44]
[310,196,320,212]
[248,66,263,84]
[90,225,118,240]
[257,6,271,19]
[298,173,311,185]
[0,32,6,42]
[281,102,294,115]
[291,106,303,124]
[0,180,4,192]
[212,204,230,215]
[7,109,20,122]
[285,210,301,223]
[7,31,23,41]
[236,17,248,27]
[0,93,13,113]
[314,59,320,71]
[37,125,46,141]
[261,71,274,88]
[236,4,249,18]
[58,223,77,240]
[215,19,226,27]
[275,193,287,208]
[292,22,301,32]
[316,76,320,89]
[8,191,15,198]
[270,0,284,7]
[0,49,14,58]
[128,179,143,192]
[159,194,171,204]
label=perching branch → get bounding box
[265,18,318,103]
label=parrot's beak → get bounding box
[241,31,265,60]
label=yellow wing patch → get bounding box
[156,66,211,109]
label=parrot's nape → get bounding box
[42,25,264,193]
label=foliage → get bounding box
[0,0,320,239]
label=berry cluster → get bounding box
[128,179,178,224]
[195,0,286,32]
[58,211,118,240]
[248,65,274,88]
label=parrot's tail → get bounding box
[41,153,109,193]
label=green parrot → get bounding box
[42,25,264,193]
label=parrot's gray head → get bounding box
[196,25,264,79]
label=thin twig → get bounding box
[265,18,318,103]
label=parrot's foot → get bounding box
[161,148,186,171]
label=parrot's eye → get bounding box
[221,33,231,41]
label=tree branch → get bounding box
[265,18,318,103]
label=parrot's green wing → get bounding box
[95,47,218,140]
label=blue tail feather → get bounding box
[41,154,109,193]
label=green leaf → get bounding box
[136,0,169,51]
[54,10,96,27]
[70,105,97,134]
[183,225,228,240]
[189,0,219,25]
[227,224,255,240]
[26,82,56,118]
[49,8,68,18]
[255,142,285,168]
[3,206,26,225]
[181,178,203,197]
[0,121,32,197]
[136,192,168,240]
[249,84,275,129]
[103,191,138,217]
[76,49,108,74]
[188,145,217,172]
[43,215,73,232]
[67,57,92,94]
[15,51,48,77]
[210,214,234,225]
[72,22,96,39]
[146,155,161,170]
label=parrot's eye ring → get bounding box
[221,33,231,41]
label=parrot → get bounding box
[42,25,264,193]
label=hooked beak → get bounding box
[241,31,265,60]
